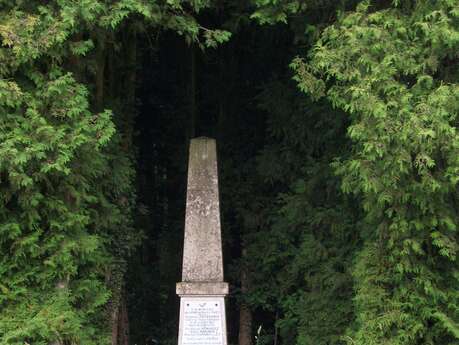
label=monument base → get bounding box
[178,296,227,345]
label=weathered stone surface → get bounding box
[177,137,228,345]
[181,137,224,282]
[176,282,229,296]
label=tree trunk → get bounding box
[239,303,253,345]
[273,310,279,345]
[118,293,130,345]
[108,269,124,345]
[107,31,116,101]
[238,249,252,345]
[111,307,119,345]
[67,33,83,82]
[49,279,69,345]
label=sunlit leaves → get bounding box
[250,0,302,24]
[0,0,233,342]
[292,1,459,344]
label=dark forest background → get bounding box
[0,1,458,345]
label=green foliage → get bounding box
[292,1,459,344]
[250,0,302,24]
[0,0,230,344]
[203,29,232,48]
[0,69,115,344]
[236,79,360,345]
[2,1,458,344]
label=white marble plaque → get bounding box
[178,297,227,345]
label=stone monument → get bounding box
[176,137,229,345]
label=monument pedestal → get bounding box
[177,138,228,345]
[176,282,229,296]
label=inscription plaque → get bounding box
[179,297,226,345]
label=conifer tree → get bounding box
[292,1,459,344]
[241,79,360,345]
[0,1,230,344]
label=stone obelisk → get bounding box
[176,137,228,345]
